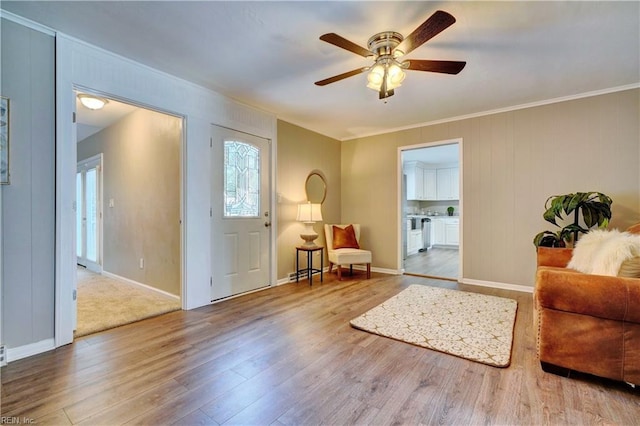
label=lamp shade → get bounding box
[296,203,323,223]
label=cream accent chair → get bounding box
[324,224,372,280]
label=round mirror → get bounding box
[305,172,327,204]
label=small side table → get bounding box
[296,246,324,285]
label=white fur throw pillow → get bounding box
[568,229,640,276]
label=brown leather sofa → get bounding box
[534,224,640,385]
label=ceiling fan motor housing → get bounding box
[367,31,404,58]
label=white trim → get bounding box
[76,153,104,274]
[7,338,56,363]
[211,284,272,304]
[102,270,181,300]
[397,138,463,281]
[0,10,56,36]
[342,83,640,141]
[276,277,292,286]
[371,267,401,275]
[461,278,533,294]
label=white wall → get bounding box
[1,18,56,354]
[342,89,640,290]
[1,13,276,358]
[54,34,277,347]
[77,108,182,296]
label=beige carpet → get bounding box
[350,285,518,367]
[75,269,181,337]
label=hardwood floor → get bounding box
[404,247,459,279]
[1,272,639,425]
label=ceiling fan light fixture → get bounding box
[366,64,385,90]
[78,94,108,110]
[366,61,405,91]
[387,62,406,88]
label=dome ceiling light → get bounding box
[78,94,108,110]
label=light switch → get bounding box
[109,198,115,208]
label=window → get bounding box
[224,140,260,217]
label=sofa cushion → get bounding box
[568,229,640,276]
[619,256,640,278]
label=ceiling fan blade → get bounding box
[314,68,368,86]
[404,60,466,74]
[320,33,373,58]
[396,10,456,56]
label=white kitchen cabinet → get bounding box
[444,218,460,245]
[432,218,445,245]
[405,162,424,200]
[406,163,459,201]
[407,229,423,255]
[436,167,459,200]
[432,217,459,246]
[422,168,437,200]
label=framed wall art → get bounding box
[1,96,9,184]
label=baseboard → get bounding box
[7,338,55,363]
[371,267,401,275]
[102,270,180,300]
[278,265,402,284]
[460,278,533,294]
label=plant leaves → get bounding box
[534,231,564,247]
[543,208,558,226]
[565,193,584,215]
[582,204,595,227]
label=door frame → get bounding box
[76,153,103,273]
[396,138,464,279]
[57,85,186,344]
[210,125,273,301]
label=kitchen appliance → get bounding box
[419,217,431,252]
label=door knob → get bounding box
[264,221,271,228]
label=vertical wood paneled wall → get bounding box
[341,89,640,288]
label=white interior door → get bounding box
[211,126,271,301]
[76,154,102,273]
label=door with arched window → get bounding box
[211,125,271,300]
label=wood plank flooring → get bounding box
[404,247,459,279]
[1,272,639,425]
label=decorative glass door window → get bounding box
[224,140,260,217]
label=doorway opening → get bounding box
[74,91,182,337]
[76,154,102,273]
[399,140,462,281]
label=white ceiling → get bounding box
[3,1,639,141]
[75,94,139,141]
[403,143,459,165]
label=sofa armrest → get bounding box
[535,267,640,322]
[536,247,574,268]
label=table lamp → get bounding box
[296,202,323,247]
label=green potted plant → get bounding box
[447,206,455,216]
[533,192,612,248]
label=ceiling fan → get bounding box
[315,10,466,100]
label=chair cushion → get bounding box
[333,224,360,249]
[329,248,372,265]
